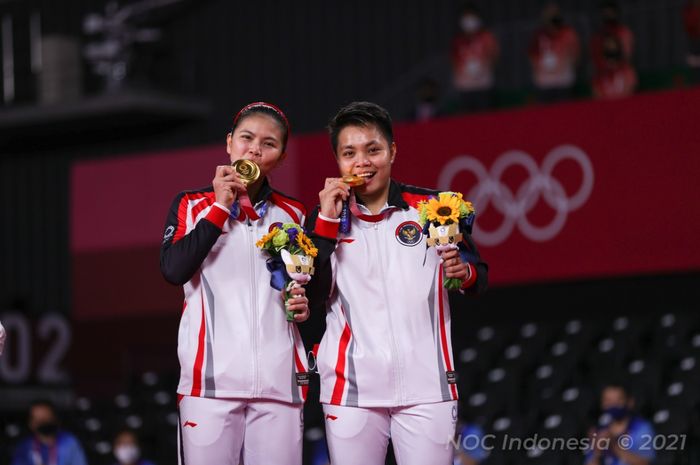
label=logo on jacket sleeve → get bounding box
[395,221,422,247]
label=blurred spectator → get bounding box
[411,77,441,122]
[112,429,156,465]
[684,0,700,83]
[591,1,634,75]
[11,400,88,465]
[0,319,5,355]
[592,35,637,99]
[584,383,655,465]
[528,3,580,103]
[454,422,488,465]
[450,2,499,113]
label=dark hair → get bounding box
[231,102,290,151]
[598,379,631,398]
[28,399,58,419]
[460,1,480,16]
[327,101,394,155]
[601,0,619,12]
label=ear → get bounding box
[280,248,292,264]
[226,132,233,155]
[390,142,397,164]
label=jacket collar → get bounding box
[251,177,273,206]
[354,179,409,211]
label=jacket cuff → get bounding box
[314,215,340,239]
[205,203,230,229]
[461,263,477,289]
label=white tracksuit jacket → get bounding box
[160,179,309,403]
[307,180,488,408]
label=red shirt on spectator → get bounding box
[529,26,580,89]
[593,63,637,99]
[451,29,499,92]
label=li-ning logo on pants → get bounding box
[438,145,594,246]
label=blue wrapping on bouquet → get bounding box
[265,257,290,291]
[265,257,298,321]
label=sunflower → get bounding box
[425,192,462,225]
[256,227,280,249]
[296,232,318,257]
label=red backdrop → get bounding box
[72,88,700,319]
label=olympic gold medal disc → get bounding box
[342,174,365,187]
[232,159,261,185]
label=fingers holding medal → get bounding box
[319,177,352,219]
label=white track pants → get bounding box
[178,396,303,465]
[323,401,457,465]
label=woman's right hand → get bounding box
[319,177,350,219]
[213,165,248,209]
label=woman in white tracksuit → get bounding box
[306,101,488,465]
[160,102,310,465]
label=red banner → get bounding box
[72,88,700,319]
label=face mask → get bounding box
[603,49,622,60]
[599,406,629,427]
[460,15,481,33]
[35,422,59,437]
[114,445,140,464]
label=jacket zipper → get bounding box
[374,219,405,404]
[247,219,260,397]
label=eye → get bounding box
[369,146,380,153]
[240,134,252,140]
[296,266,302,272]
[342,151,354,158]
[264,141,276,148]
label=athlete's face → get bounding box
[226,113,287,178]
[335,124,396,200]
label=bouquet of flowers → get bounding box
[256,223,317,321]
[417,192,475,290]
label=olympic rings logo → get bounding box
[437,145,594,246]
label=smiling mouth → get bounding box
[356,172,376,180]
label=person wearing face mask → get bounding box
[528,2,581,103]
[11,400,87,465]
[111,430,155,465]
[591,1,634,75]
[160,102,310,465]
[584,383,655,465]
[592,35,637,99]
[305,102,488,465]
[450,2,499,113]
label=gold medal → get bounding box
[231,159,261,186]
[342,174,365,187]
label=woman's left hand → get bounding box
[286,285,310,322]
[440,248,468,282]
